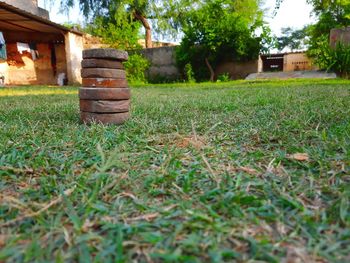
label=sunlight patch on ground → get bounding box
[0,88,77,97]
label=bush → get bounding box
[217,73,230,82]
[314,41,350,78]
[184,63,196,83]
[123,53,150,83]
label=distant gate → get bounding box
[261,54,284,72]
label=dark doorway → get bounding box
[261,54,284,72]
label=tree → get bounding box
[274,0,350,39]
[275,0,350,76]
[305,0,350,71]
[308,0,350,19]
[306,1,350,77]
[176,0,265,81]
[85,4,142,50]
[58,0,163,48]
[276,26,310,52]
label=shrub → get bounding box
[328,43,350,78]
[217,73,230,82]
[314,41,350,79]
[123,53,150,83]
[184,63,196,83]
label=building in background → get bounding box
[0,0,83,85]
[259,52,317,73]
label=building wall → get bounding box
[65,32,83,85]
[215,60,259,80]
[0,31,83,86]
[139,46,259,81]
[83,34,109,49]
[140,46,181,82]
[283,53,316,72]
[330,27,350,48]
[138,39,177,49]
[2,0,49,18]
[2,0,38,13]
[0,59,8,85]
[258,56,263,73]
[0,43,67,85]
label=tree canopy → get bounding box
[274,0,350,77]
[304,0,350,64]
[57,0,175,48]
[276,26,309,52]
[176,0,266,81]
[85,3,142,50]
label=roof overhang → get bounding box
[0,1,83,36]
[260,51,307,57]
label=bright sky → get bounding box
[38,0,316,36]
[264,0,315,34]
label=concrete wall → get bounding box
[258,56,263,73]
[0,59,8,85]
[83,34,109,49]
[0,30,83,85]
[215,60,259,80]
[140,46,258,81]
[330,27,350,48]
[283,53,316,72]
[2,0,38,13]
[138,39,177,49]
[65,32,83,85]
[2,0,49,19]
[0,43,67,85]
[139,47,180,81]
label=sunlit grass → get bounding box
[0,86,77,97]
[0,79,349,262]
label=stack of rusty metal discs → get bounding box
[79,48,130,125]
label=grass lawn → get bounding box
[0,79,349,262]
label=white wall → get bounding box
[65,32,83,85]
[0,60,8,85]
